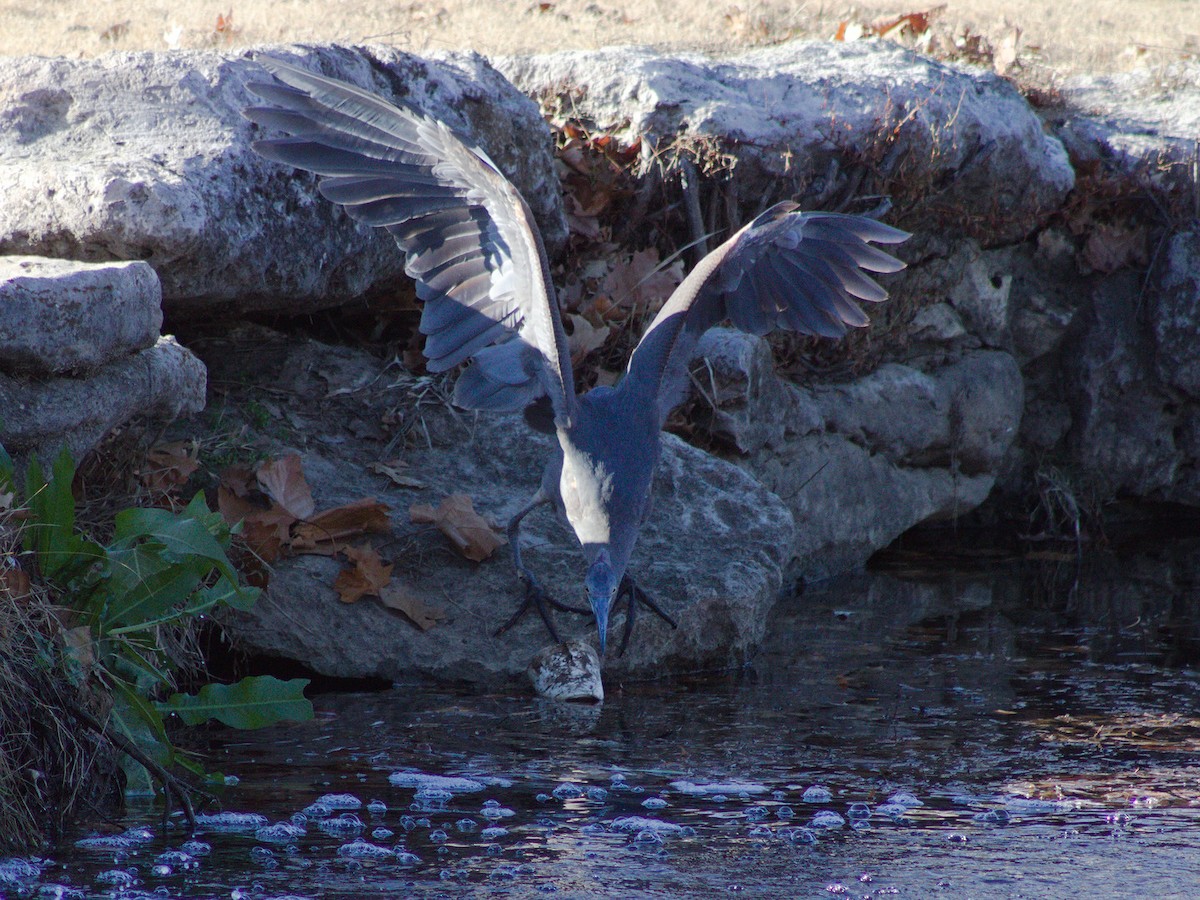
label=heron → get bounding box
[243,56,909,657]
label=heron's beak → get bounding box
[584,554,620,656]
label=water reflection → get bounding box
[26,540,1200,898]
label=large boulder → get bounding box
[0,45,566,317]
[497,40,1074,244]
[692,329,1023,577]
[213,336,794,682]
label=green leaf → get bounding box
[159,676,313,730]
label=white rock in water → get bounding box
[528,641,603,701]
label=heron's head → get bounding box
[584,550,620,655]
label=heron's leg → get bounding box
[614,574,678,657]
[494,491,588,641]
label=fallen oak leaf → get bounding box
[256,454,315,519]
[139,441,200,492]
[379,582,447,630]
[368,459,426,489]
[410,494,506,562]
[565,313,612,364]
[291,498,392,553]
[334,544,394,603]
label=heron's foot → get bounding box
[494,571,589,642]
[614,576,679,657]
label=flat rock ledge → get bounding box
[497,40,1074,244]
[0,255,163,376]
[220,406,795,684]
[0,44,566,317]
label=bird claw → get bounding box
[614,576,678,657]
[494,572,589,642]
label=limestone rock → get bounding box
[216,340,795,682]
[0,336,206,461]
[498,40,1073,244]
[691,329,1023,577]
[0,255,163,376]
[528,641,604,701]
[0,46,565,316]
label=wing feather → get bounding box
[624,203,908,425]
[244,55,575,424]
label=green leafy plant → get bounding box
[9,445,312,816]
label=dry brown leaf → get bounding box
[993,25,1021,75]
[334,544,394,603]
[0,490,14,512]
[1,561,30,600]
[379,583,447,630]
[565,313,612,363]
[368,460,426,489]
[256,454,315,519]
[410,494,506,562]
[601,249,683,314]
[139,441,200,493]
[291,499,393,553]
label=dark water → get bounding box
[11,539,1200,898]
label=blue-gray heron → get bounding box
[244,57,908,656]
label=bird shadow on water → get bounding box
[37,537,1200,898]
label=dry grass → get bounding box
[2,0,1197,78]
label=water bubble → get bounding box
[552,782,582,800]
[631,786,645,794]
[372,827,395,840]
[581,823,607,835]
[490,865,518,879]
[482,827,509,840]
[810,810,846,829]
[393,849,421,866]
[847,803,871,820]
[316,793,362,810]
[301,802,332,819]
[670,780,769,797]
[642,797,668,810]
[387,772,484,793]
[874,803,909,819]
[367,800,388,816]
[610,816,684,837]
[455,818,479,832]
[634,829,664,845]
[153,850,197,870]
[481,804,516,820]
[93,869,135,887]
[710,794,728,803]
[34,884,83,899]
[802,786,832,803]
[776,806,795,819]
[317,814,364,838]
[745,806,769,821]
[887,792,923,808]
[536,793,552,803]
[948,833,969,843]
[783,827,817,844]
[429,830,449,843]
[255,822,306,844]
[0,858,42,885]
[181,840,211,856]
[610,773,628,784]
[486,843,503,856]
[748,825,773,838]
[123,827,155,843]
[973,809,1010,825]
[399,815,417,831]
[586,787,609,802]
[224,774,240,786]
[337,840,394,859]
[150,864,173,877]
[250,846,276,866]
[195,812,269,832]
[413,788,453,806]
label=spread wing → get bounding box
[624,202,909,425]
[243,55,575,425]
